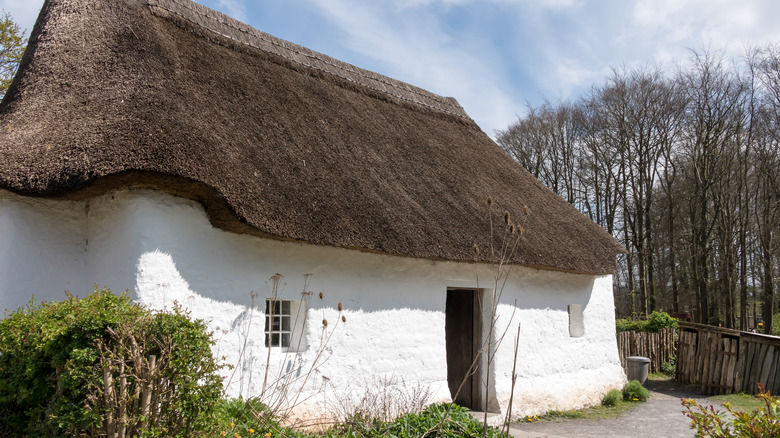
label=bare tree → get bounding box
[752,44,780,333]
[677,47,746,324]
[497,42,778,325]
[497,101,584,206]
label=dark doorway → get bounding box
[445,289,482,410]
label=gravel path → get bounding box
[508,378,716,438]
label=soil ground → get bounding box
[508,378,717,437]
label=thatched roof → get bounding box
[0,0,624,274]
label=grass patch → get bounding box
[518,380,654,424]
[518,399,639,423]
[707,392,773,413]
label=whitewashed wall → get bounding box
[0,189,625,418]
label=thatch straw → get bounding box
[0,0,624,274]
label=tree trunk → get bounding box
[763,247,774,335]
[739,225,748,330]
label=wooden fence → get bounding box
[677,322,780,395]
[616,328,676,375]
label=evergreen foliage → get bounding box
[616,311,677,333]
[0,288,223,437]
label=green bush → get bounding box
[0,288,223,437]
[646,311,677,332]
[215,397,270,431]
[772,313,780,336]
[661,354,677,376]
[623,380,649,402]
[212,397,297,437]
[328,403,503,437]
[616,311,677,333]
[615,318,646,333]
[212,401,505,438]
[382,403,503,437]
[602,389,622,407]
[683,384,780,437]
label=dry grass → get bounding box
[327,375,433,424]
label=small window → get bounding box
[265,299,292,347]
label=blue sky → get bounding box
[3,0,780,137]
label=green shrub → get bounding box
[646,311,677,332]
[616,311,677,333]
[683,384,780,437]
[327,413,386,437]
[381,403,503,437]
[212,397,296,437]
[615,318,646,333]
[661,354,677,376]
[602,389,622,407]
[211,401,503,438]
[623,380,649,402]
[0,288,223,437]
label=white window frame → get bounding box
[264,298,307,351]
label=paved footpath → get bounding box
[508,378,718,438]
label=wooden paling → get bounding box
[676,322,780,395]
[617,328,676,375]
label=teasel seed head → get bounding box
[341,315,346,323]
[319,292,324,300]
[337,302,343,311]
[510,224,516,234]
[473,243,480,256]
[322,318,328,327]
[487,196,493,206]
[524,205,530,216]
[517,224,523,235]
[504,211,511,225]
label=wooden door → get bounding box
[446,289,482,410]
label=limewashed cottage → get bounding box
[0,0,626,419]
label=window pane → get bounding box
[265,299,300,349]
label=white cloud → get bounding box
[395,0,468,10]
[530,0,583,9]
[628,0,780,63]
[510,0,780,110]
[486,0,583,8]
[551,58,603,98]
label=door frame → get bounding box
[445,288,484,410]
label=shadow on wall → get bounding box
[130,245,596,317]
[1,189,598,319]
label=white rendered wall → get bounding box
[0,193,89,307]
[0,189,625,418]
